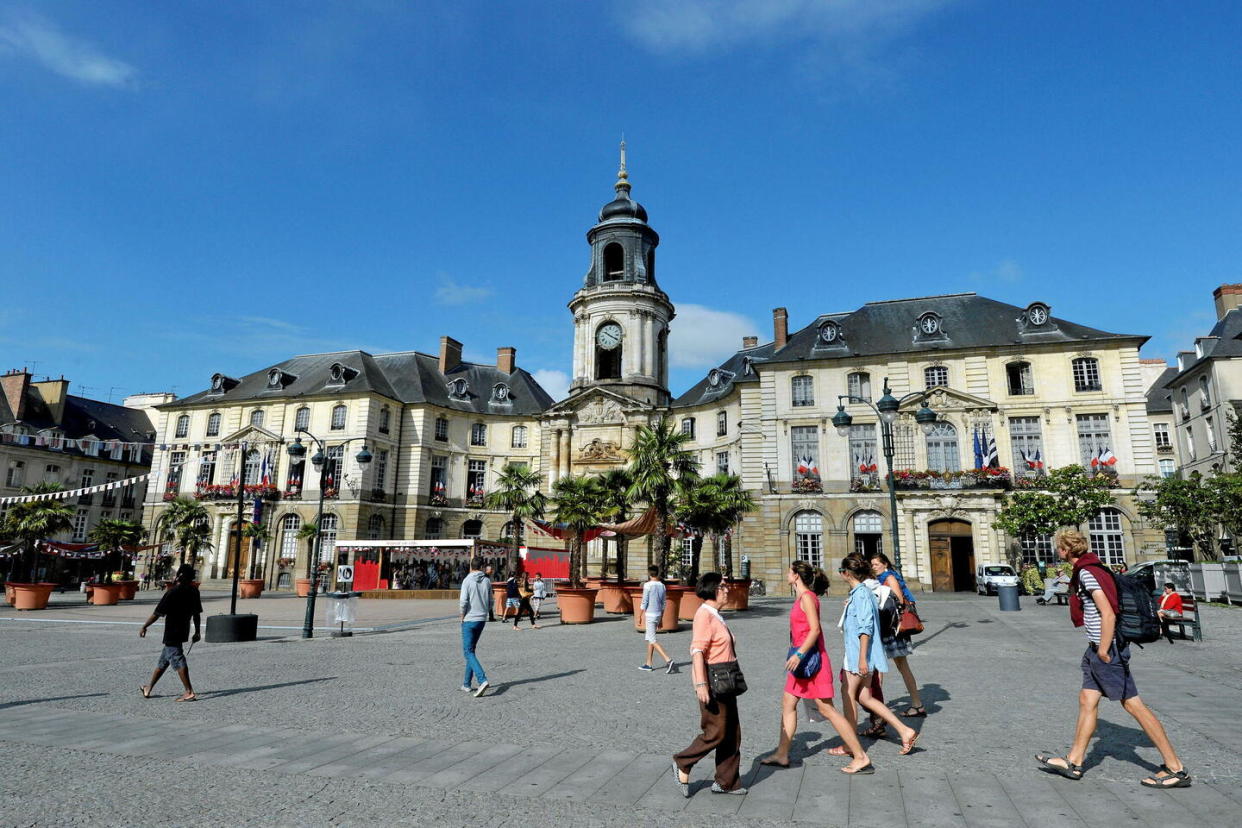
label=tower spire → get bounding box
[614,137,631,197]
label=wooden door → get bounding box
[929,535,953,592]
[226,533,251,578]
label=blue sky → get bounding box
[2,1,1240,404]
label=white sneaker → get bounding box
[457,685,472,693]
[474,681,490,698]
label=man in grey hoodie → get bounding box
[459,556,492,697]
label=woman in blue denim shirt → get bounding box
[839,554,920,757]
[868,551,926,719]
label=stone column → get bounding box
[550,429,561,484]
[560,429,572,478]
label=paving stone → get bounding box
[592,752,670,806]
[381,740,490,784]
[418,742,524,788]
[497,747,597,797]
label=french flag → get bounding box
[808,457,820,477]
[857,454,868,474]
[1100,447,1116,466]
[797,456,810,476]
[867,454,878,473]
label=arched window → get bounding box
[174,415,189,439]
[295,406,310,431]
[318,515,338,563]
[924,365,948,390]
[794,511,824,569]
[280,514,301,561]
[249,409,264,428]
[603,243,624,281]
[462,519,483,539]
[790,375,814,407]
[853,510,884,558]
[331,404,347,430]
[367,514,384,540]
[511,425,528,448]
[425,517,444,539]
[925,422,960,472]
[206,412,221,436]
[1072,357,1101,392]
[1088,509,1125,567]
[379,406,391,433]
[243,449,261,485]
[1006,361,1034,395]
[847,372,871,403]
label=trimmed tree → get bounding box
[484,463,547,575]
[2,483,75,583]
[996,465,1114,563]
[89,518,147,583]
[628,416,699,578]
[1135,472,1220,561]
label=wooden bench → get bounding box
[1051,591,1069,606]
[1161,594,1202,642]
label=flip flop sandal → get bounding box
[1141,764,1191,788]
[841,763,876,775]
[861,723,887,738]
[1036,753,1083,780]
[826,746,854,757]
[899,732,920,755]
[759,757,791,768]
[139,686,152,699]
[174,693,197,703]
[900,706,927,718]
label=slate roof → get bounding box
[1162,308,1242,387]
[1145,367,1178,414]
[1,390,157,463]
[673,292,1146,409]
[164,350,555,416]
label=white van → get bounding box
[975,564,1019,596]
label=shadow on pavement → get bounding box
[486,669,585,696]
[1084,718,1163,774]
[911,621,969,649]
[204,676,337,700]
[0,692,109,710]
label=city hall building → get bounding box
[143,158,1169,592]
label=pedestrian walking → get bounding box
[838,555,920,756]
[531,572,547,620]
[639,565,675,673]
[512,572,539,630]
[503,574,521,623]
[459,556,492,697]
[1036,530,1190,787]
[138,564,202,702]
[484,564,496,622]
[867,552,926,719]
[760,560,871,774]
[672,572,747,797]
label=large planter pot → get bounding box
[11,583,55,610]
[4,582,15,606]
[721,578,751,611]
[557,586,599,624]
[238,579,265,599]
[492,583,509,619]
[660,585,689,632]
[295,577,313,597]
[626,585,649,631]
[678,588,704,620]
[116,580,139,601]
[91,583,122,606]
[597,581,633,614]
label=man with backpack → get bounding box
[1035,529,1190,788]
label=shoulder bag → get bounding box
[787,645,822,680]
[898,603,924,636]
[707,660,748,698]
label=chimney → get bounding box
[742,336,758,349]
[773,308,788,350]
[1,369,30,421]
[1213,284,1242,320]
[31,377,70,425]
[439,336,463,375]
[497,347,516,375]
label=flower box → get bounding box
[790,477,822,494]
[892,467,1012,491]
[429,494,449,507]
[194,484,281,502]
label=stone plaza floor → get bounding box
[1,586,1241,826]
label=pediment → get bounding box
[905,386,998,413]
[541,387,653,422]
[219,424,283,445]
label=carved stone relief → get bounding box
[578,397,625,424]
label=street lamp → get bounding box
[834,378,938,572]
[286,431,372,638]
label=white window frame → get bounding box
[791,375,814,407]
[175,415,190,438]
[1088,509,1125,567]
[511,425,528,449]
[435,416,449,441]
[1076,413,1112,469]
[331,405,347,431]
[294,407,310,432]
[716,451,729,475]
[1072,358,1101,392]
[925,422,960,472]
[924,365,948,390]
[682,418,696,439]
[716,411,727,437]
[470,422,487,446]
[1158,458,1176,478]
[794,511,824,570]
[1206,416,1218,452]
[206,412,222,436]
[1153,422,1171,449]
[847,372,871,403]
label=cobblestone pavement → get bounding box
[1,588,1240,826]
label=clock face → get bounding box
[920,316,940,335]
[596,323,623,350]
[819,323,838,343]
[1029,306,1048,326]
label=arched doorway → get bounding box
[928,518,974,592]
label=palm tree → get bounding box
[695,473,757,580]
[596,468,634,581]
[154,496,211,566]
[628,417,699,578]
[298,523,320,579]
[2,482,75,583]
[550,475,604,588]
[89,518,147,584]
[674,477,718,584]
[484,464,547,573]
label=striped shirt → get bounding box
[1078,569,1104,644]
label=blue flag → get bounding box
[972,427,985,469]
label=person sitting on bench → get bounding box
[1157,583,1184,643]
[1036,572,1070,605]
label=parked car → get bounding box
[1127,559,1191,596]
[976,564,1020,596]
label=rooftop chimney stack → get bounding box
[742,336,758,349]
[1,369,30,421]
[1213,284,1242,320]
[497,347,516,374]
[773,308,788,350]
[439,336,463,375]
[30,377,70,425]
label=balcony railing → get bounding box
[1156,444,1173,454]
[790,477,822,494]
[194,484,282,502]
[368,488,387,503]
[892,468,1012,491]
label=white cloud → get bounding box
[668,304,760,369]
[531,369,570,402]
[621,0,956,56]
[0,12,136,88]
[969,258,1024,286]
[434,276,493,306]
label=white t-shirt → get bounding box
[532,578,546,599]
[641,580,667,616]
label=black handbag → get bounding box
[707,660,748,697]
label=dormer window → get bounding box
[706,368,735,390]
[448,378,469,399]
[1025,302,1051,327]
[209,373,239,395]
[916,312,943,337]
[817,320,841,345]
[266,368,295,390]
[491,383,511,404]
[326,362,357,388]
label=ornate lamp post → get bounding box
[833,378,938,572]
[286,431,372,639]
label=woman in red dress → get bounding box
[761,560,872,774]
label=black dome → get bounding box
[599,196,648,223]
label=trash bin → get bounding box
[324,591,360,637]
[997,584,1020,612]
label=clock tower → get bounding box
[567,143,674,407]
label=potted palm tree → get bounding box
[687,473,756,611]
[154,496,212,571]
[239,521,270,598]
[550,474,603,624]
[295,523,319,596]
[484,463,547,576]
[89,518,147,602]
[595,468,635,614]
[2,482,74,610]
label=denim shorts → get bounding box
[505,598,520,608]
[1081,642,1137,700]
[157,644,187,670]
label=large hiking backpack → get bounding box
[1110,570,1162,647]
